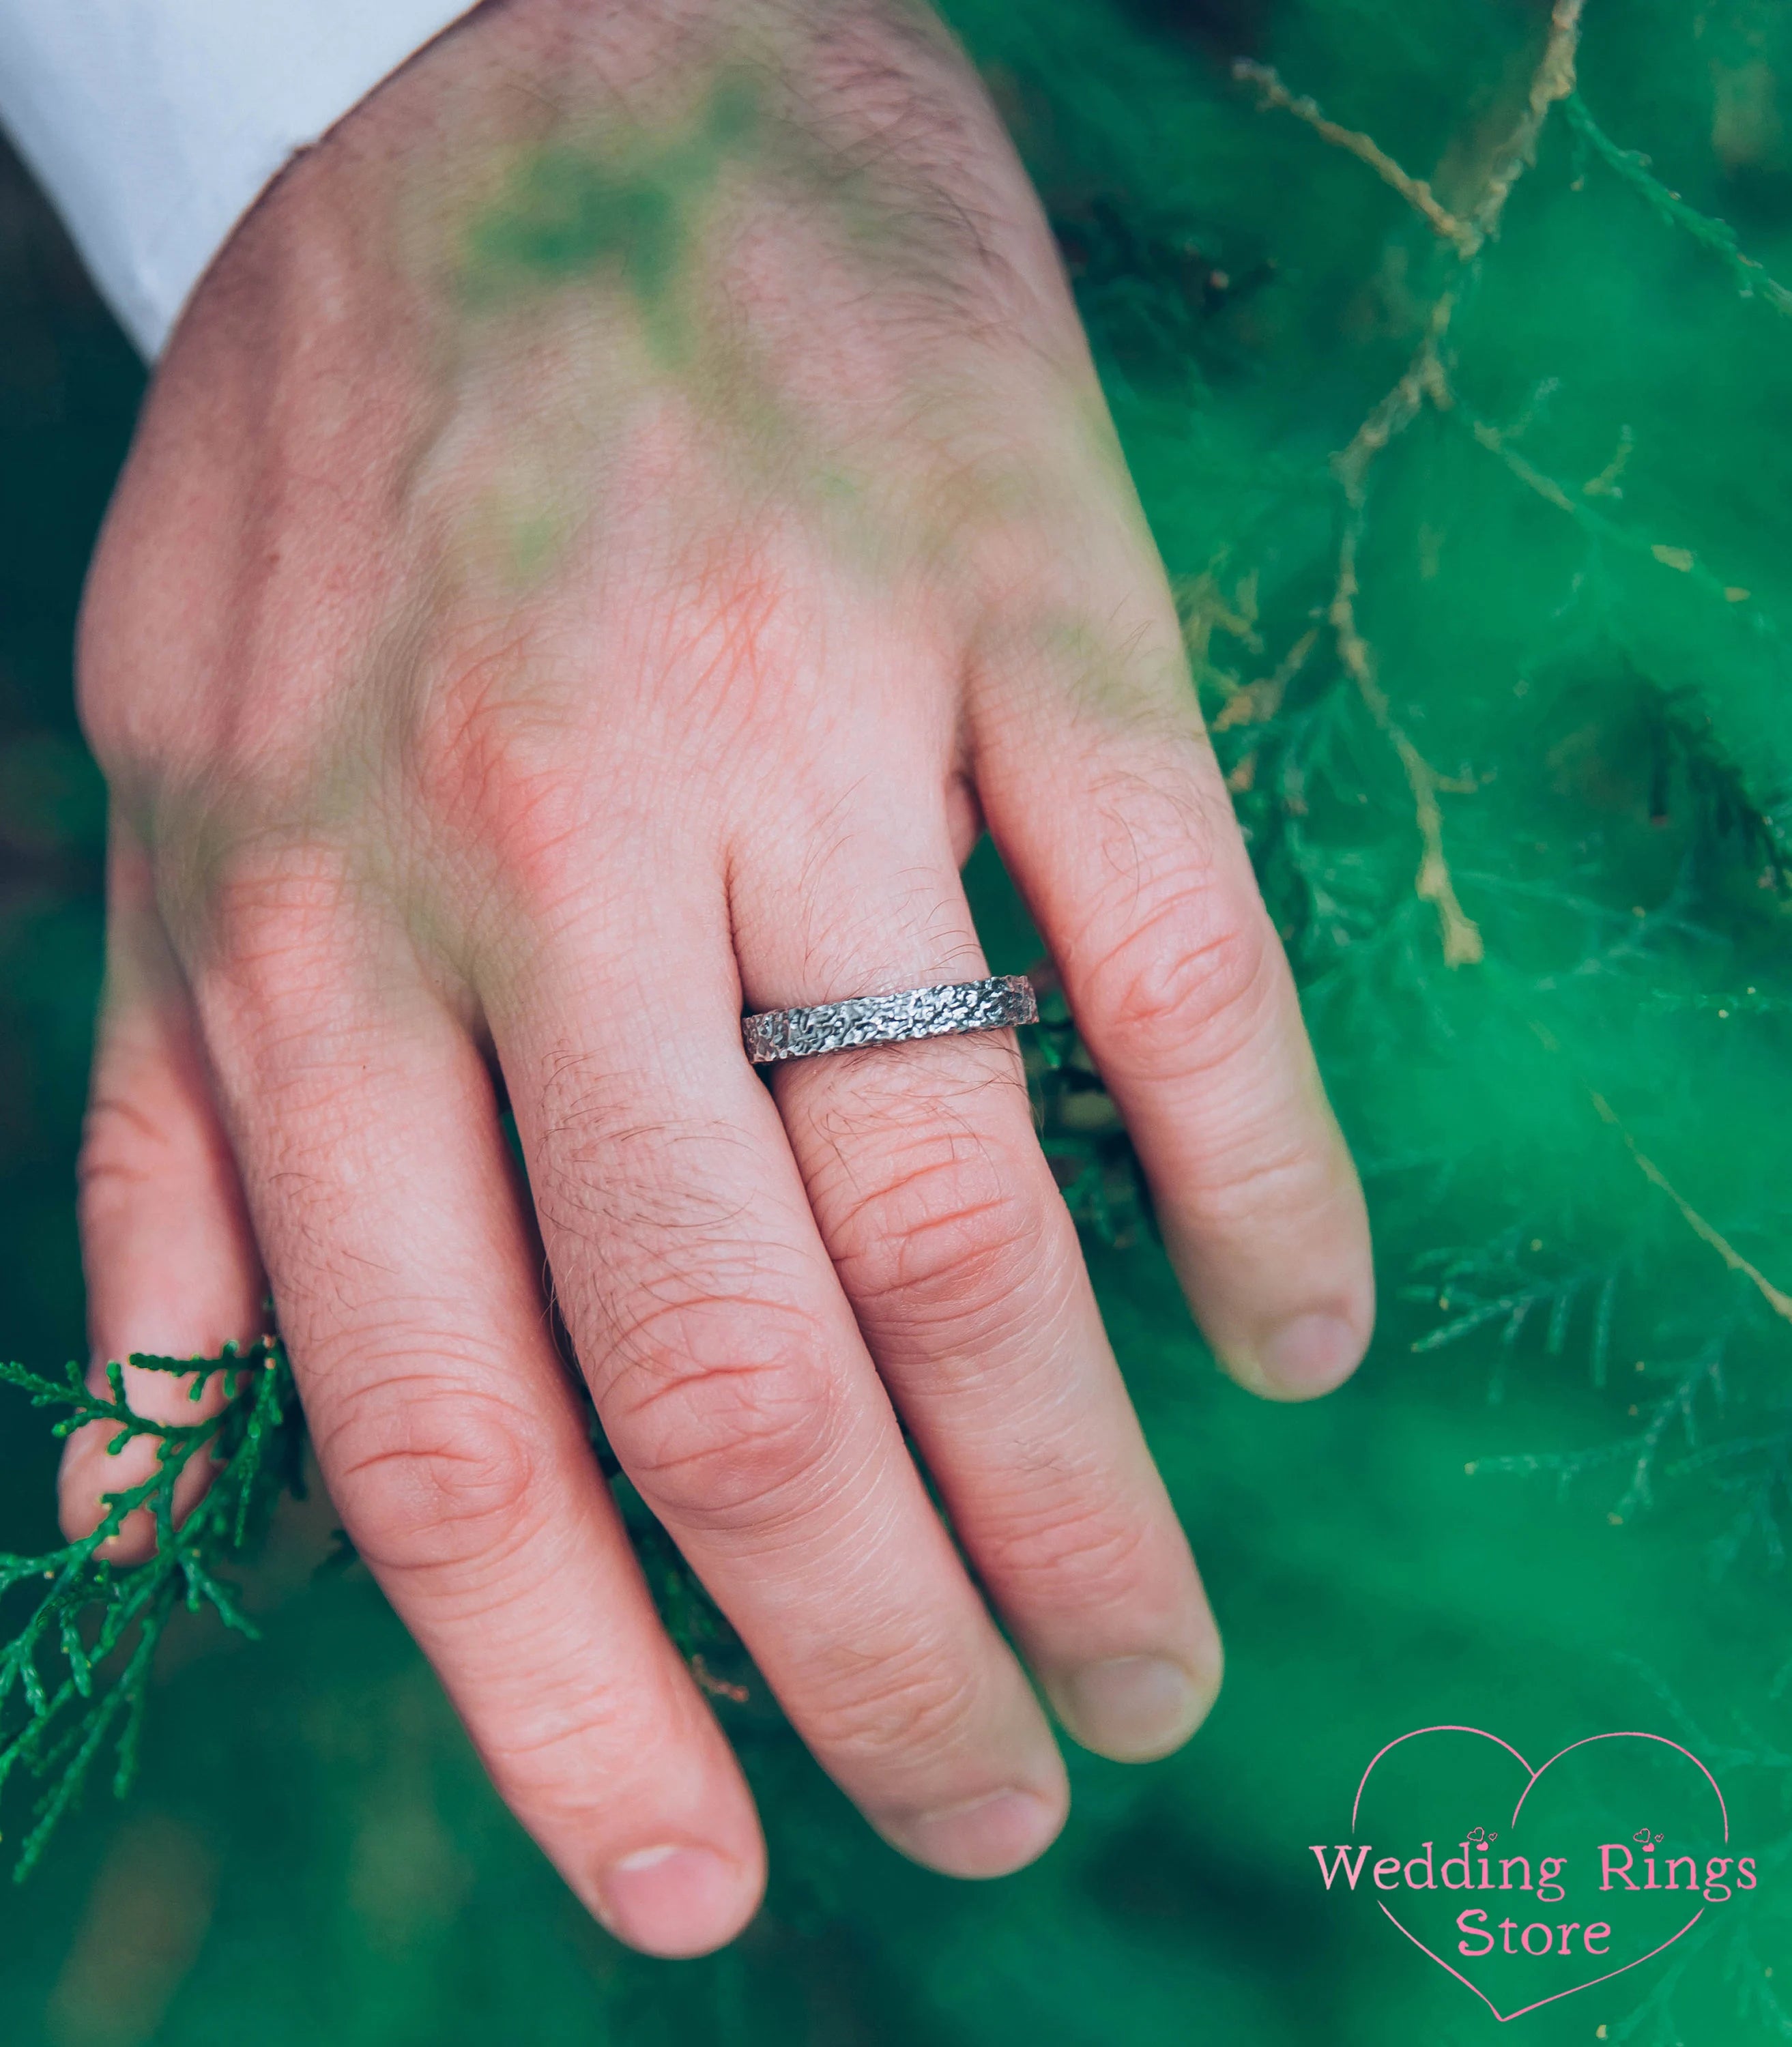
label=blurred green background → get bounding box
[3,1,1791,2039]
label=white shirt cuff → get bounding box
[0,1,478,358]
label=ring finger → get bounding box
[729,779,1220,1763]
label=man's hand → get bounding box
[61,0,1371,1957]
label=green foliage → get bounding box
[954,0,1792,1561]
[0,1343,302,1876]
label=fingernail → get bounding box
[885,1787,1062,1877]
[1254,1311,1363,1398]
[595,1844,746,1957]
[1052,1655,1211,1761]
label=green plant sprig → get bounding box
[0,1337,304,1878]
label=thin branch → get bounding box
[1232,61,1479,257]
[1470,0,1585,240]
[1214,624,1318,729]
[1589,1094,1792,1325]
[1565,93,1792,315]
[1274,3,1585,967]
[1324,294,1482,963]
[1333,293,1457,502]
[1466,413,1786,741]
[1329,517,1485,966]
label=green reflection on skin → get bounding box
[460,80,761,342]
[441,64,1139,665]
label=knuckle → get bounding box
[177,845,394,1111]
[594,1286,846,1529]
[405,630,590,882]
[76,1090,171,1221]
[532,1079,766,1247]
[973,1485,1157,1607]
[1080,869,1277,1078]
[826,1130,1044,1324]
[76,553,171,779]
[477,1696,661,1817]
[1176,1131,1344,1234]
[321,1370,545,1579]
[805,1640,985,1769]
[177,837,365,1002]
[466,1653,697,1801]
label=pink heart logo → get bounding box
[1337,1726,1733,2022]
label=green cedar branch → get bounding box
[1564,93,1792,317]
[0,1337,304,1878]
[1249,1,1585,967]
[1230,60,1480,257]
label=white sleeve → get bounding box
[0,1,477,359]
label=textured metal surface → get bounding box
[742,974,1038,1065]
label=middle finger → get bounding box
[487,864,1068,1876]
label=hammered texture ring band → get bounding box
[742,974,1037,1066]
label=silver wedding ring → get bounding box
[742,974,1037,1066]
